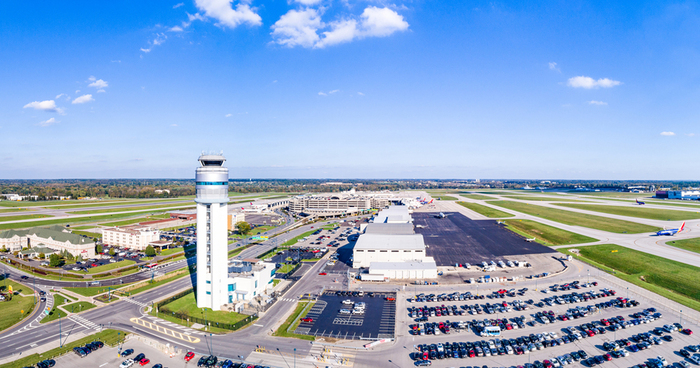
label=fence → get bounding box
[155,288,258,331]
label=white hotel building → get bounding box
[101,225,161,251]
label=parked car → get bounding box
[119,359,134,368]
[121,348,134,357]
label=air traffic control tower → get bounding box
[195,153,229,309]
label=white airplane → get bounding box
[436,212,451,219]
[525,237,537,242]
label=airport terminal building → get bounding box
[288,190,429,217]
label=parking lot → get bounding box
[413,212,558,266]
[295,291,396,340]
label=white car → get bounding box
[339,309,351,314]
[120,359,134,368]
[342,300,353,305]
[690,355,700,365]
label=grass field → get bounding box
[434,196,458,201]
[0,214,52,222]
[70,230,102,239]
[456,202,515,218]
[577,192,648,198]
[126,271,191,296]
[273,301,316,341]
[40,294,68,324]
[0,329,128,368]
[559,244,700,312]
[0,208,30,213]
[0,210,176,230]
[98,213,170,227]
[503,220,598,246]
[86,260,135,274]
[503,196,590,202]
[554,203,700,221]
[281,230,317,247]
[489,201,660,234]
[460,194,497,200]
[68,203,195,215]
[159,247,183,256]
[277,264,295,273]
[158,292,249,326]
[44,198,190,209]
[0,279,36,332]
[65,285,132,297]
[63,301,96,313]
[0,199,114,208]
[668,237,700,254]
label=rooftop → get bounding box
[369,260,437,271]
[354,233,426,251]
[364,223,415,235]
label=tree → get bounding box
[0,245,7,253]
[38,252,45,260]
[76,254,83,263]
[96,243,103,254]
[49,254,64,267]
[109,247,116,256]
[12,251,19,257]
[144,245,156,257]
[236,221,251,235]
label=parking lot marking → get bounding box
[129,317,201,343]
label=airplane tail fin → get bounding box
[636,199,639,204]
[680,222,686,232]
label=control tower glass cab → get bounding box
[195,153,229,309]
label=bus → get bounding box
[481,326,501,337]
[145,263,159,269]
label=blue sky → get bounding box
[2,1,700,180]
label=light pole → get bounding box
[587,269,590,284]
[294,348,296,368]
[680,309,683,326]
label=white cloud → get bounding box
[72,94,94,104]
[97,89,106,93]
[88,76,96,81]
[88,79,108,89]
[588,100,607,105]
[548,62,560,72]
[225,113,232,117]
[169,25,184,32]
[660,131,675,136]
[23,100,61,113]
[55,93,69,100]
[173,2,184,8]
[318,92,327,96]
[141,34,167,53]
[111,60,121,63]
[567,76,621,89]
[75,90,80,94]
[294,0,322,4]
[171,123,179,127]
[183,12,206,28]
[272,80,277,83]
[357,92,364,96]
[38,117,58,127]
[194,0,262,29]
[687,133,696,137]
[272,6,408,49]
[271,8,322,48]
[140,47,152,53]
[329,89,339,94]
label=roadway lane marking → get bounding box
[129,318,201,343]
[253,324,264,327]
[100,363,108,367]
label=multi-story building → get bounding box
[288,190,428,217]
[227,211,246,231]
[226,258,275,304]
[101,225,161,251]
[0,225,95,258]
[195,153,230,309]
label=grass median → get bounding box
[460,194,497,200]
[503,196,589,202]
[40,294,68,324]
[667,237,700,254]
[0,214,52,222]
[489,201,660,234]
[554,203,700,222]
[99,213,171,227]
[503,219,597,246]
[0,329,128,368]
[433,196,458,201]
[559,244,700,311]
[456,202,514,218]
[273,301,315,341]
[63,301,96,314]
[0,210,175,231]
[0,279,36,332]
[86,260,135,274]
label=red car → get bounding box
[139,358,150,366]
[601,319,610,326]
[603,354,612,361]
[683,329,693,335]
[301,317,313,323]
[318,272,327,275]
[184,352,195,362]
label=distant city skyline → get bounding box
[2,1,700,180]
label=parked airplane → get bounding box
[525,237,537,242]
[436,212,450,219]
[636,199,646,205]
[656,222,685,236]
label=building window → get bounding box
[391,250,399,252]
[368,250,375,252]
[206,280,211,284]
[255,280,258,288]
[206,291,211,295]
[228,283,236,291]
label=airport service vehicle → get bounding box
[657,222,685,236]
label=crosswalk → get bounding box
[278,298,297,302]
[68,315,101,330]
[144,316,204,335]
[122,297,150,308]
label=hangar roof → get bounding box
[354,233,425,250]
[364,223,414,235]
[369,260,437,271]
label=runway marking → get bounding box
[129,317,201,343]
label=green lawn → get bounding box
[98,213,171,227]
[281,230,316,247]
[433,196,458,201]
[0,214,52,222]
[68,203,195,215]
[44,198,190,209]
[668,237,700,254]
[503,220,598,246]
[0,279,36,332]
[0,208,30,213]
[86,260,135,274]
[559,244,700,311]
[460,194,497,200]
[272,302,316,341]
[63,301,96,313]
[159,247,183,256]
[125,271,191,296]
[489,201,660,234]
[456,202,514,218]
[0,199,113,207]
[40,294,68,324]
[70,230,102,238]
[157,293,249,327]
[503,196,589,202]
[0,329,128,368]
[65,285,131,297]
[554,203,700,221]
[277,264,295,273]
[0,210,175,230]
